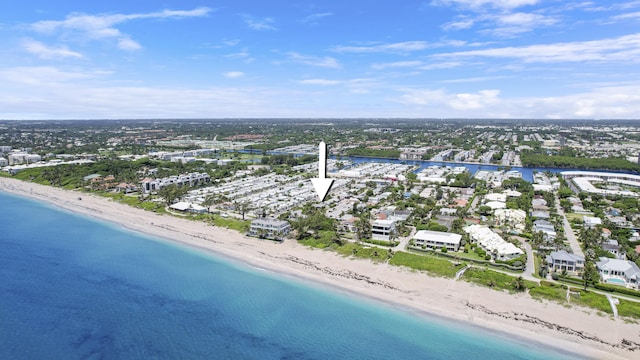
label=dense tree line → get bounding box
[521,154,640,173]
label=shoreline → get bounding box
[1,177,638,359]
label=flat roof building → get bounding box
[249,218,290,240]
[413,230,462,252]
[371,219,396,242]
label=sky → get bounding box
[1,0,639,120]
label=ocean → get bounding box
[0,191,577,359]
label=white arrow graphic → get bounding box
[311,141,334,202]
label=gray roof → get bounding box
[547,250,584,263]
[596,257,640,279]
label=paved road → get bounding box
[514,236,536,280]
[555,195,585,257]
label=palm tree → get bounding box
[513,276,527,292]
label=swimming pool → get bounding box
[606,278,627,286]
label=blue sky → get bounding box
[1,0,639,119]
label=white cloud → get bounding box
[117,37,141,51]
[611,11,640,21]
[442,17,476,31]
[420,61,463,69]
[394,85,640,118]
[223,71,245,78]
[430,0,539,10]
[435,33,640,63]
[30,7,211,50]
[371,61,423,70]
[0,66,107,85]
[299,79,342,85]
[332,41,430,54]
[396,88,501,110]
[224,49,255,63]
[286,52,341,68]
[440,76,508,83]
[22,39,83,59]
[300,12,333,24]
[245,17,277,31]
[443,11,557,37]
[0,68,277,119]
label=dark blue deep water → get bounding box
[0,192,577,359]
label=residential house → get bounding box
[602,239,626,260]
[583,216,602,228]
[596,257,640,289]
[530,210,550,220]
[533,219,556,240]
[371,219,396,242]
[115,182,138,194]
[546,250,584,274]
[413,230,462,252]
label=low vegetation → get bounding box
[389,251,464,278]
[461,268,534,293]
[529,281,568,302]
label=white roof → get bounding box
[485,201,506,210]
[485,193,507,202]
[413,230,462,245]
[463,224,523,256]
[169,201,191,211]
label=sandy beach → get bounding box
[1,177,638,359]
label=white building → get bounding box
[464,224,524,261]
[546,250,584,274]
[141,172,211,193]
[371,219,396,242]
[485,192,507,202]
[0,157,7,167]
[596,257,640,289]
[583,216,602,228]
[249,218,290,240]
[494,209,526,231]
[562,171,640,198]
[169,201,207,214]
[8,152,41,165]
[413,230,462,252]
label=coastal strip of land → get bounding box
[1,176,638,360]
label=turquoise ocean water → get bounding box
[0,191,578,359]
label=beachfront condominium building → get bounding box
[546,250,584,274]
[371,219,396,242]
[249,218,291,240]
[596,257,640,289]
[8,152,41,165]
[463,224,524,261]
[413,230,462,252]
[140,172,211,193]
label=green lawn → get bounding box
[461,268,536,292]
[212,215,249,233]
[570,290,612,315]
[335,243,393,262]
[529,282,567,303]
[452,250,486,262]
[617,299,640,319]
[389,251,465,278]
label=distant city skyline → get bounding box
[1,0,639,119]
